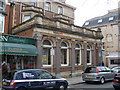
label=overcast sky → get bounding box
[66,0,120,26]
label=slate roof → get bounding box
[82,9,118,28]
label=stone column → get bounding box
[71,39,75,73]
[83,41,87,70]
[56,37,61,75]
[33,33,43,69]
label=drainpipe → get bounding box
[8,1,15,34]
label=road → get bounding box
[68,81,115,90]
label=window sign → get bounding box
[23,72,34,78]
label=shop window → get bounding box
[45,2,51,11]
[0,14,4,33]
[58,6,63,14]
[87,45,92,65]
[24,15,31,22]
[42,40,53,66]
[75,44,81,65]
[61,42,69,66]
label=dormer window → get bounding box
[85,22,89,26]
[45,2,51,11]
[58,6,63,14]
[109,17,114,21]
[98,19,102,23]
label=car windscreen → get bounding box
[84,67,96,73]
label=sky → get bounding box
[66,0,120,26]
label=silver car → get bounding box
[82,66,115,84]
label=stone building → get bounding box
[4,0,103,77]
[83,9,119,68]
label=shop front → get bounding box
[0,34,38,71]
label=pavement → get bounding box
[66,75,84,85]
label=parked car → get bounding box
[111,66,120,76]
[82,66,115,84]
[2,69,68,90]
[113,75,120,90]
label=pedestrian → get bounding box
[2,62,9,79]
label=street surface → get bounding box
[68,81,114,90]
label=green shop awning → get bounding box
[0,42,38,56]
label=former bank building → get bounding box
[2,0,103,77]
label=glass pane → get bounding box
[87,51,90,63]
[61,42,67,47]
[24,15,30,21]
[75,44,80,48]
[75,50,80,65]
[61,49,67,64]
[42,48,51,65]
[43,40,51,45]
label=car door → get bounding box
[37,70,56,89]
[105,67,115,80]
[18,70,41,90]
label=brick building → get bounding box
[4,0,103,77]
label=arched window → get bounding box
[75,44,81,65]
[87,45,92,64]
[42,40,53,66]
[61,42,69,66]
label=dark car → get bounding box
[82,66,115,84]
[2,69,68,90]
[113,75,120,90]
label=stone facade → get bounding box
[4,0,103,77]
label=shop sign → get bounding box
[0,34,36,44]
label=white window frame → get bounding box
[45,2,51,11]
[75,44,82,65]
[0,14,4,33]
[58,6,63,14]
[61,42,69,66]
[87,45,92,65]
[42,40,53,67]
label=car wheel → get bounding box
[17,87,26,90]
[100,77,105,84]
[59,83,66,90]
